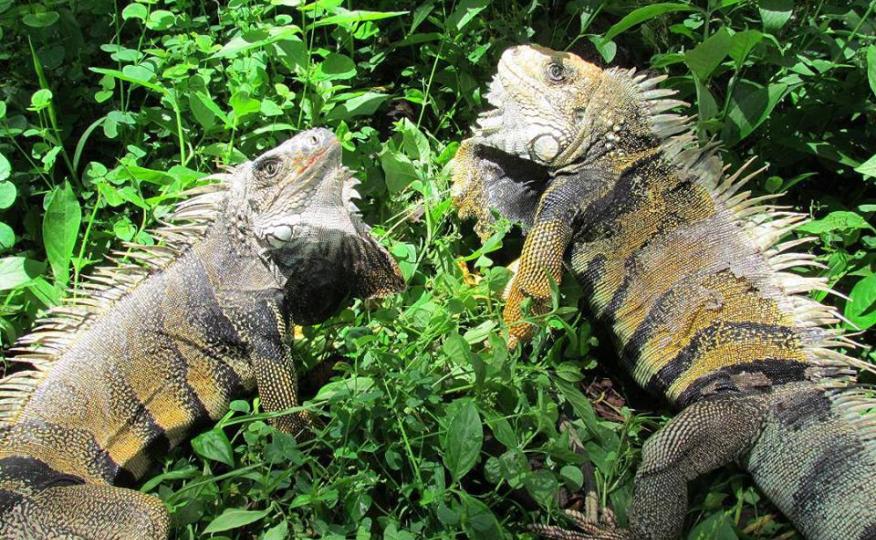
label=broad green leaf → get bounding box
[601,3,696,43]
[845,274,876,331]
[202,508,270,534]
[446,0,489,32]
[728,29,763,67]
[560,465,584,490]
[0,222,13,251]
[380,149,418,193]
[722,81,787,144]
[685,26,732,81]
[524,470,559,507]
[311,9,407,28]
[442,399,483,480]
[318,53,356,80]
[758,0,793,32]
[0,181,14,208]
[211,25,301,59]
[121,64,155,83]
[121,3,147,21]
[687,511,738,540]
[797,211,874,234]
[313,376,374,401]
[191,428,234,466]
[0,257,44,290]
[460,493,503,538]
[145,9,175,30]
[855,154,876,180]
[327,92,388,121]
[694,77,719,122]
[230,92,261,120]
[190,91,230,127]
[22,11,59,28]
[42,182,81,286]
[263,521,289,540]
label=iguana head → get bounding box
[226,128,405,323]
[473,44,658,168]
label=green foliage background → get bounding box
[1,0,875,538]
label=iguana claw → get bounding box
[530,508,633,540]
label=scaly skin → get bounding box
[452,44,876,540]
[0,129,404,539]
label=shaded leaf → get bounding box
[601,3,696,43]
[685,26,732,81]
[845,274,876,330]
[442,399,483,480]
[191,428,234,467]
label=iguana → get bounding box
[452,44,875,540]
[0,128,405,539]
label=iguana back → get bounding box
[452,45,875,539]
[0,128,404,539]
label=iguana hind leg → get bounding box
[534,395,766,540]
[1,483,169,540]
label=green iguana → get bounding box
[452,44,875,540]
[0,128,405,539]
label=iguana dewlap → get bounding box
[452,44,876,540]
[0,129,404,539]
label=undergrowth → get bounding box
[1,1,875,538]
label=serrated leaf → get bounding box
[685,26,732,81]
[42,182,81,286]
[191,428,234,466]
[202,508,270,534]
[442,399,483,480]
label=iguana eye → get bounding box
[257,158,281,178]
[547,62,565,82]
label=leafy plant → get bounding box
[1,1,873,538]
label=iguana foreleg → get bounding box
[534,395,766,540]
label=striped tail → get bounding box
[745,382,876,540]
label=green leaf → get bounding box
[121,3,147,21]
[0,222,14,251]
[524,470,559,507]
[211,25,301,59]
[22,11,59,28]
[722,81,787,144]
[855,154,876,180]
[0,181,15,208]
[318,53,356,80]
[446,0,489,32]
[202,508,270,534]
[311,9,407,28]
[263,521,289,540]
[380,149,418,193]
[797,211,874,234]
[30,89,53,111]
[90,67,165,94]
[728,29,763,68]
[0,153,8,183]
[758,0,793,33]
[0,257,45,290]
[442,399,483,480]
[685,26,732,81]
[459,493,503,538]
[42,182,81,286]
[601,3,696,43]
[867,45,876,99]
[327,91,389,121]
[560,465,584,490]
[191,428,234,467]
[146,9,175,30]
[845,274,876,331]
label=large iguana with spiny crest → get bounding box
[0,128,404,539]
[452,44,875,540]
